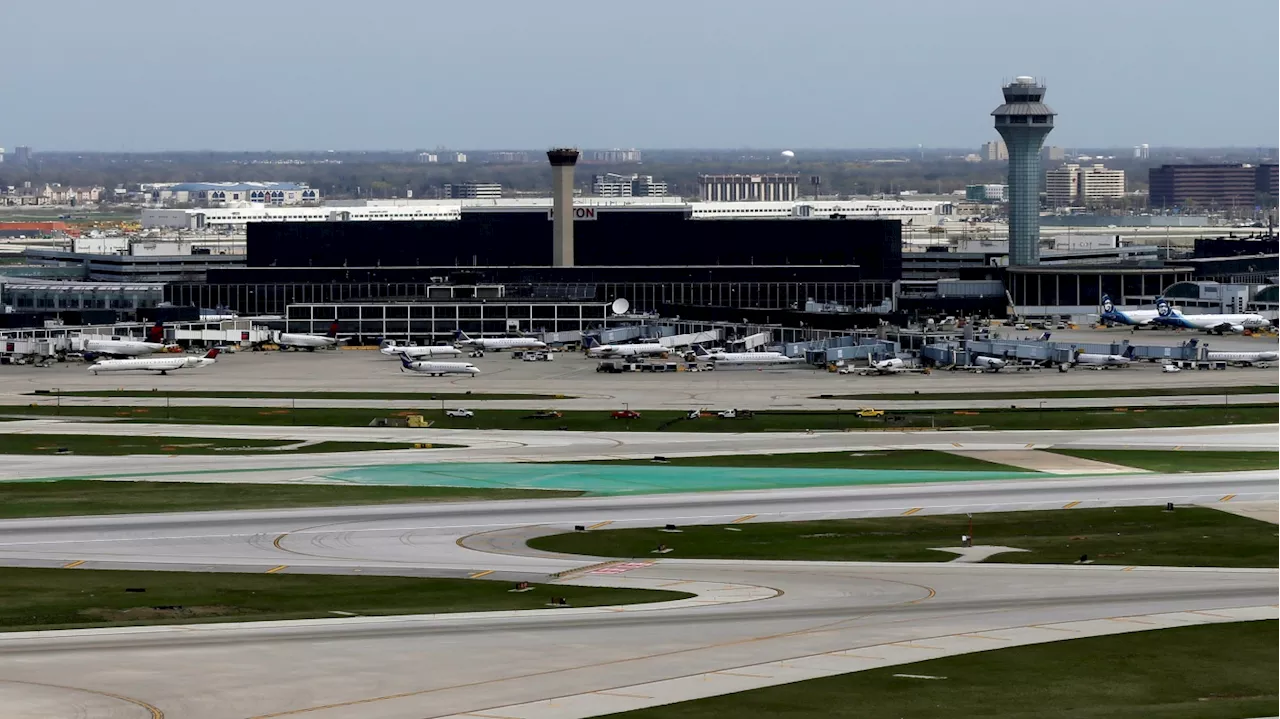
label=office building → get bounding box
[1041,146,1065,162]
[1046,164,1125,207]
[591,173,669,197]
[589,149,642,164]
[993,75,1055,266]
[965,184,1007,202]
[487,151,530,164]
[11,146,32,166]
[1148,164,1273,208]
[0,147,4,164]
[981,140,1008,161]
[148,182,319,207]
[443,182,502,200]
[1133,144,1150,160]
[416,152,438,163]
[699,174,798,202]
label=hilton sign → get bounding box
[547,207,597,221]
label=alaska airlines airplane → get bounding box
[81,322,170,358]
[1154,299,1269,335]
[583,336,669,358]
[277,322,345,350]
[89,348,219,375]
[692,344,803,367]
[1099,295,1161,327]
[454,330,546,352]
[399,354,480,377]
[380,341,463,359]
[1186,339,1278,366]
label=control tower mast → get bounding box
[992,76,1055,266]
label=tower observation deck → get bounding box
[992,76,1055,266]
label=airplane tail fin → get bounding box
[1123,345,1136,359]
[147,322,164,344]
[583,335,598,349]
[399,353,414,369]
[1100,294,1113,314]
[1155,298,1172,318]
[1038,332,1052,342]
[454,329,470,342]
[204,348,220,359]
[326,322,339,338]
[692,344,711,358]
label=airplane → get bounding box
[379,340,463,359]
[1186,339,1278,367]
[81,322,171,358]
[966,355,1007,373]
[692,344,804,367]
[89,348,219,375]
[1099,294,1163,327]
[1070,345,1135,369]
[399,353,480,377]
[583,336,669,358]
[453,330,546,352]
[1154,299,1270,335]
[840,356,929,375]
[276,322,346,351]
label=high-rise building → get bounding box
[486,151,530,164]
[992,76,1055,266]
[12,146,32,166]
[1133,144,1150,160]
[443,182,502,199]
[1046,164,1125,207]
[1041,146,1065,162]
[965,184,1008,202]
[981,140,1008,161]
[699,174,798,202]
[589,148,642,164]
[1149,164,1272,208]
[592,173,669,197]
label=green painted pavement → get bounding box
[320,463,1040,495]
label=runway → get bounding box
[0,470,1275,718]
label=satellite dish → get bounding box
[611,298,630,316]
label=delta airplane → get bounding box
[1154,299,1269,335]
[584,336,669,358]
[399,354,480,377]
[692,344,803,367]
[89,348,219,375]
[1186,339,1278,366]
[81,322,171,358]
[380,341,463,359]
[1070,346,1134,368]
[454,330,546,352]
[277,322,345,350]
[1099,294,1162,327]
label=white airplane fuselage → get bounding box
[587,343,668,358]
[1204,350,1279,365]
[400,358,481,376]
[382,344,463,359]
[278,333,339,349]
[82,339,168,357]
[89,352,218,375]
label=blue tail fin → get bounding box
[399,353,413,368]
[1038,332,1052,342]
[1100,294,1114,314]
[583,335,598,348]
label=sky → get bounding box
[4,0,1277,152]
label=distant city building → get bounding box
[451,152,468,164]
[992,75,1054,266]
[591,173,669,198]
[417,152,438,164]
[980,140,1008,162]
[1133,144,1150,160]
[443,182,502,199]
[965,184,1007,202]
[1148,164,1275,208]
[1,182,104,206]
[11,146,32,166]
[487,151,530,164]
[1041,146,1065,162]
[0,147,5,164]
[148,182,319,207]
[1046,164,1125,207]
[588,148,642,164]
[699,174,798,202]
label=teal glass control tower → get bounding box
[992,76,1055,266]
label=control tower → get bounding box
[547,148,580,267]
[992,76,1055,266]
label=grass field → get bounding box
[609,621,1278,719]
[0,567,687,631]
[1046,449,1279,473]
[579,450,1024,472]
[4,403,1275,431]
[36,389,568,401]
[0,480,580,519]
[817,384,1280,401]
[529,507,1279,568]
[0,434,444,455]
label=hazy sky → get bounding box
[5,0,1277,151]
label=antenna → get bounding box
[610,298,631,316]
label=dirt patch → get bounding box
[80,605,246,621]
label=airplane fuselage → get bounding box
[382,344,463,359]
[82,339,168,357]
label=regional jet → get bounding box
[1154,300,1269,335]
[1186,339,1278,366]
[81,322,171,358]
[692,344,803,367]
[89,348,219,375]
[399,354,480,377]
[276,322,346,350]
[454,330,546,352]
[1069,346,1134,369]
[583,336,669,358]
[380,341,463,359]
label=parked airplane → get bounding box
[89,348,219,375]
[454,330,546,352]
[81,322,170,358]
[1186,339,1278,366]
[399,354,480,377]
[277,322,345,350]
[968,355,1007,372]
[692,344,803,367]
[1070,346,1135,368]
[840,356,929,375]
[1154,299,1269,335]
[379,341,463,359]
[583,336,669,358]
[1099,294,1163,327]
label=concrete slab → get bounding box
[928,545,1030,563]
[1200,500,1280,525]
[943,449,1140,474]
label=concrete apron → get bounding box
[942,450,1139,475]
